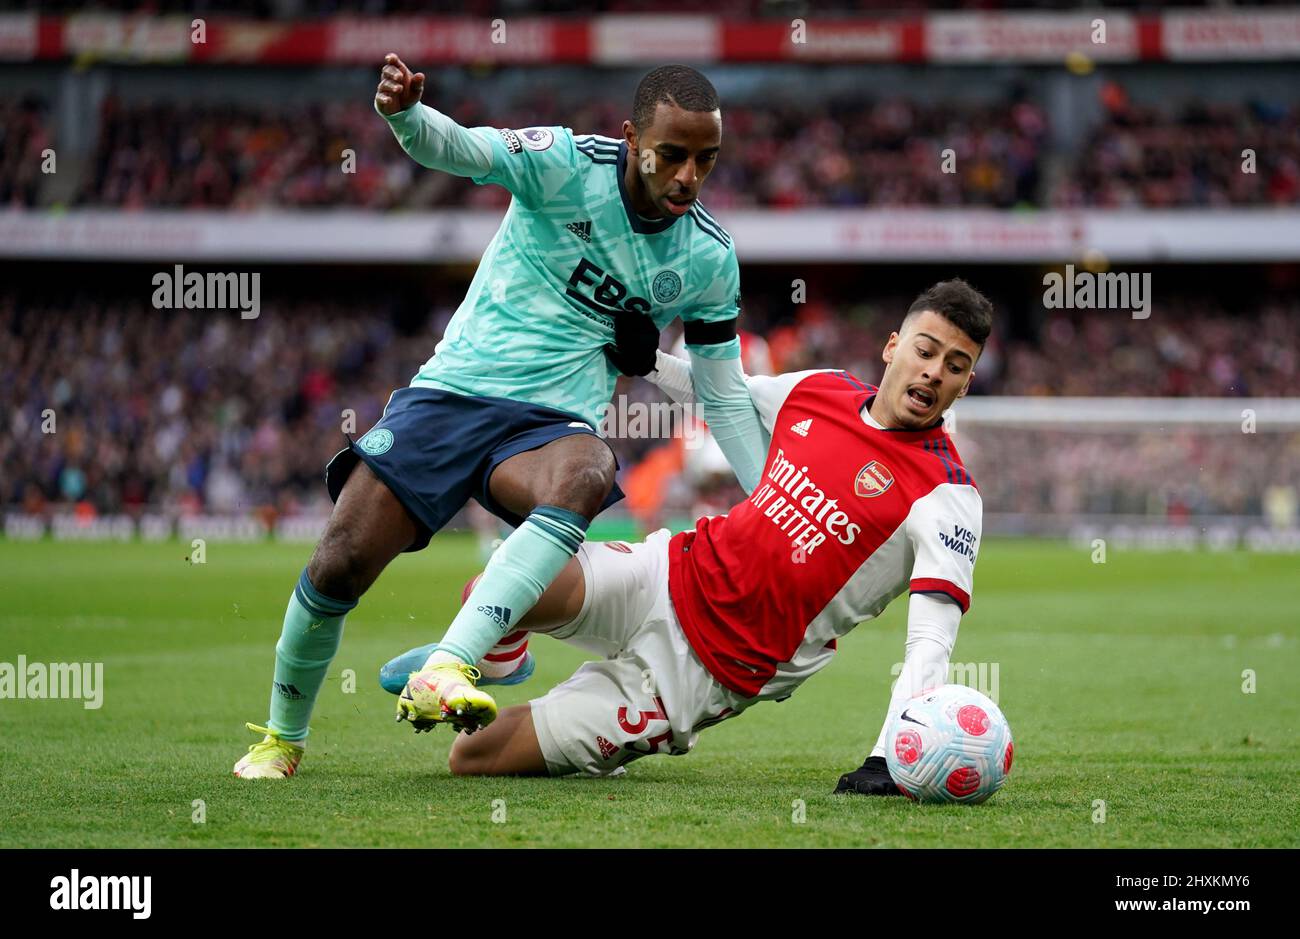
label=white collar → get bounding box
[860,403,887,430]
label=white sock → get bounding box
[479,630,530,679]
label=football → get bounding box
[885,684,1013,804]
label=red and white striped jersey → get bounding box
[667,369,982,700]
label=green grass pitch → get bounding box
[1,535,1296,848]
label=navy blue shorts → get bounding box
[325,387,623,552]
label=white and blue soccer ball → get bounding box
[884,684,1013,805]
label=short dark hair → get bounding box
[905,279,993,346]
[632,65,720,132]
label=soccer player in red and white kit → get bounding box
[383,280,992,788]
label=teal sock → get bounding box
[434,505,588,666]
[267,569,357,742]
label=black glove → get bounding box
[833,755,901,796]
[603,311,660,377]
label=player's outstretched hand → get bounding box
[375,53,425,116]
[604,311,661,377]
[833,755,902,796]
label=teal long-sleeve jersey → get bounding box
[384,104,743,431]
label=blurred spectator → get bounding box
[2,284,1295,522]
[73,93,1047,211]
[1051,86,1300,208]
[998,300,1300,397]
[79,98,409,210]
[60,82,1299,211]
[956,425,1300,521]
[0,96,53,208]
[0,290,437,518]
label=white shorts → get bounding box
[530,529,749,777]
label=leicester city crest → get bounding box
[357,428,394,456]
[652,270,682,304]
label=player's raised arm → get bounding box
[374,53,493,179]
[375,53,576,209]
[374,52,425,117]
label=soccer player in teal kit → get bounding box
[233,56,766,777]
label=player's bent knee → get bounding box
[447,734,500,777]
[446,743,476,777]
[306,526,372,602]
[447,706,547,777]
[542,461,615,519]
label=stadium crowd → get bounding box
[737,289,1300,399]
[72,94,1047,210]
[1,293,421,519]
[44,87,1295,211]
[4,287,1296,523]
[1049,84,1300,208]
[961,424,1300,523]
[78,97,407,210]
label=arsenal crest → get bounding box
[855,460,894,498]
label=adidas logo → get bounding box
[790,418,812,437]
[596,735,619,760]
[273,681,304,700]
[566,220,592,242]
[477,604,513,629]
